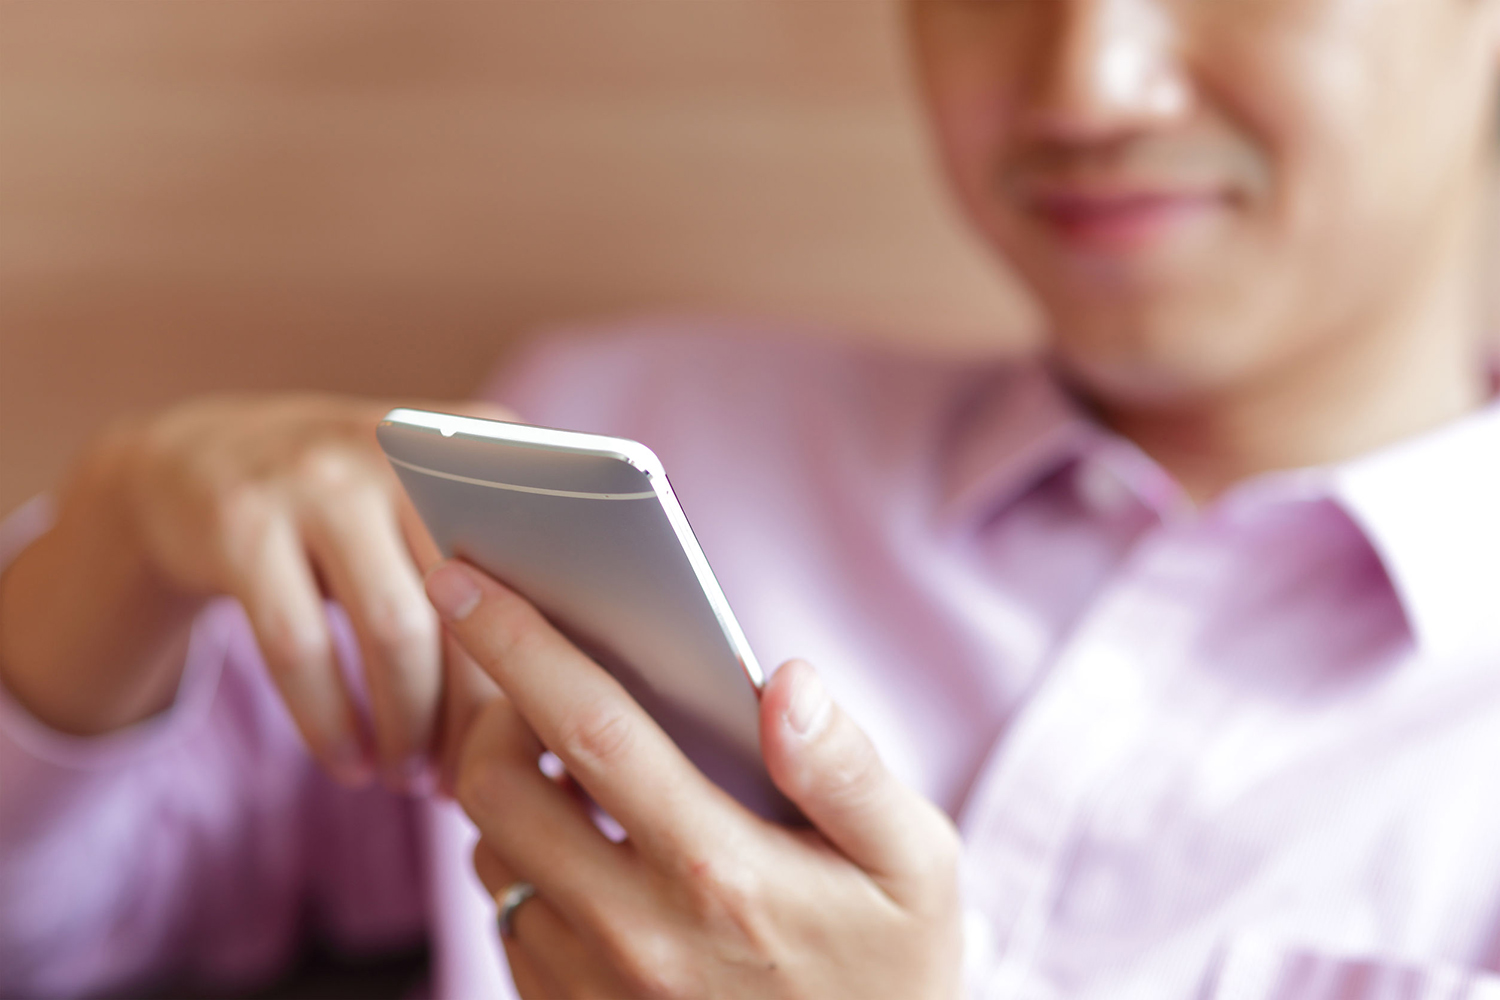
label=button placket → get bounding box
[959,533,1214,999]
[961,605,1169,992]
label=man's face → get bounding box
[910,0,1499,405]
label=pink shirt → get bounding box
[3,320,1499,999]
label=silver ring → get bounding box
[496,880,537,939]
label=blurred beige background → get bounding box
[0,1,1036,516]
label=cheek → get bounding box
[909,12,1030,251]
[1230,2,1487,340]
[1238,46,1366,272]
[920,72,1014,232]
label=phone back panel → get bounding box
[377,409,795,822]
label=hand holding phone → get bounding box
[426,557,965,1000]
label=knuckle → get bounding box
[669,852,781,968]
[818,738,887,812]
[601,925,696,1000]
[677,851,761,929]
[554,702,634,775]
[295,445,363,490]
[259,615,328,673]
[211,483,287,573]
[364,596,438,660]
[214,480,274,539]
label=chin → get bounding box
[1044,310,1275,410]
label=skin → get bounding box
[0,395,501,790]
[429,562,962,1000]
[910,0,1498,501]
[1,0,1498,996]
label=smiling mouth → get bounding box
[1024,187,1231,254]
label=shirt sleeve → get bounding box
[0,499,427,998]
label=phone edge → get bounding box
[380,407,769,692]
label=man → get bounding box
[2,0,1498,997]
[439,1,1500,995]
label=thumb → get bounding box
[759,660,959,904]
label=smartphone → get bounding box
[377,407,797,823]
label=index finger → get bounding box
[424,558,739,862]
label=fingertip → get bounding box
[785,660,832,739]
[761,657,809,700]
[761,659,829,738]
[759,659,831,799]
[758,660,794,751]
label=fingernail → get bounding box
[426,562,482,621]
[327,740,375,789]
[786,662,831,739]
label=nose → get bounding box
[1024,0,1192,144]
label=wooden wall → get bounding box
[0,1,1034,515]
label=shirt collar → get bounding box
[942,360,1500,658]
[1328,399,1500,659]
[941,359,1196,527]
[940,360,1096,526]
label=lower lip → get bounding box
[1029,194,1226,255]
